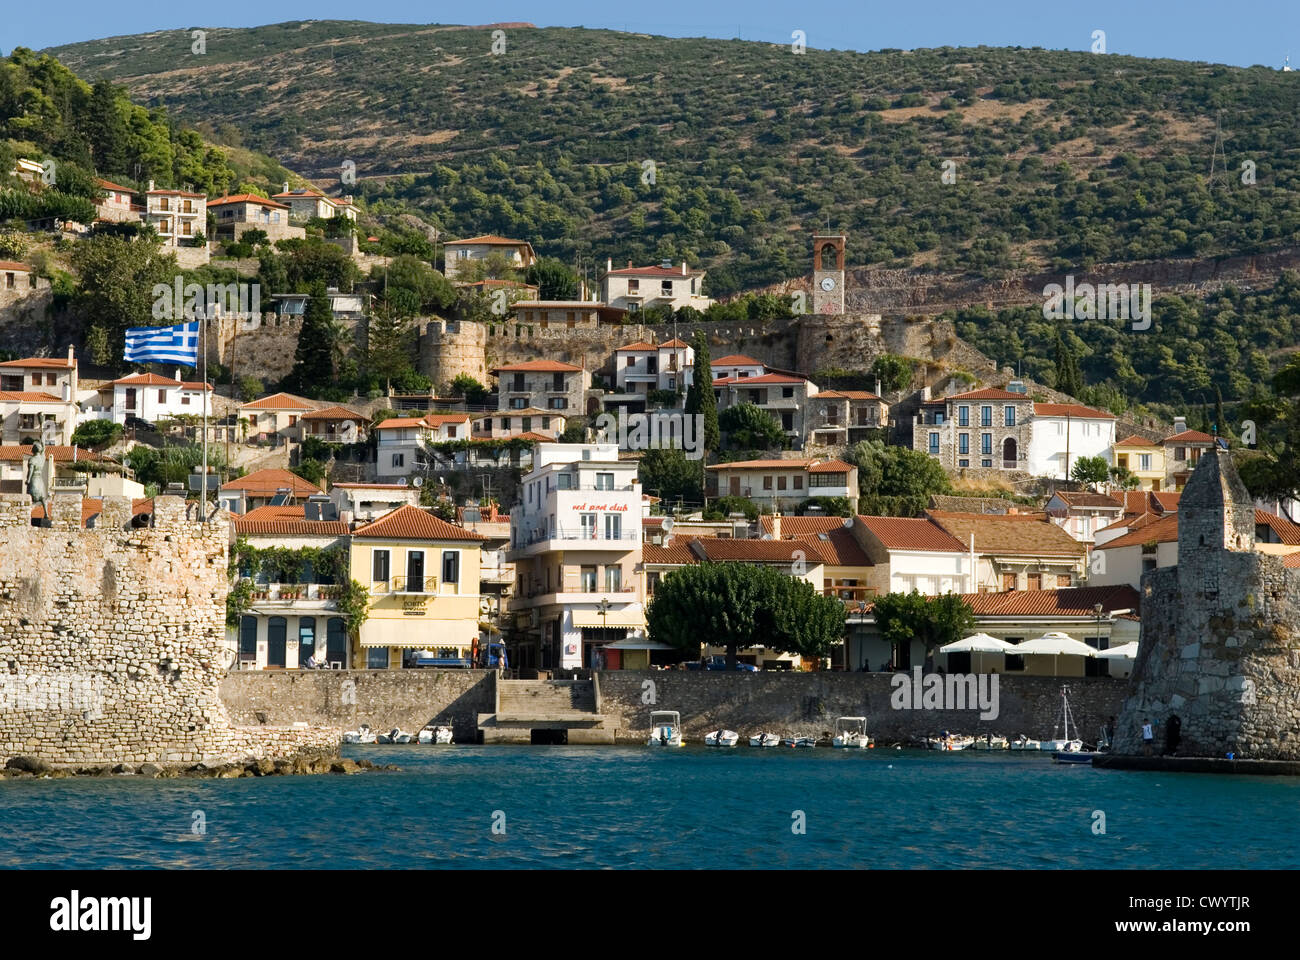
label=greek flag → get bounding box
[123,321,200,367]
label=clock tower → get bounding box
[812,233,846,315]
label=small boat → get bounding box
[832,716,872,749]
[928,734,975,751]
[378,727,413,744]
[782,735,818,748]
[704,729,739,747]
[647,711,684,747]
[1048,688,1093,762]
[749,732,781,748]
[342,724,376,744]
[418,725,453,744]
[1052,740,1098,764]
[973,735,1009,750]
[1009,735,1041,751]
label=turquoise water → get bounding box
[2,745,1298,869]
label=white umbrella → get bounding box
[941,633,1015,653]
[1014,631,1096,675]
[1096,641,1138,660]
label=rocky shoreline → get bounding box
[1,752,396,779]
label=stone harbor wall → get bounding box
[0,494,338,764]
[220,669,494,744]
[1112,449,1300,759]
[594,671,1126,743]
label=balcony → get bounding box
[826,586,878,602]
[509,529,639,559]
[245,582,341,607]
[371,576,438,595]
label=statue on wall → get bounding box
[26,438,50,523]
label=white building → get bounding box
[93,372,213,424]
[612,338,694,394]
[443,235,537,282]
[854,515,974,596]
[507,443,643,671]
[1028,402,1117,479]
[600,260,713,314]
[329,482,421,522]
[710,353,768,382]
[374,413,471,480]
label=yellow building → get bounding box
[349,505,486,669]
[1111,434,1166,491]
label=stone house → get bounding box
[914,387,1034,471]
[613,338,695,394]
[599,259,713,314]
[509,300,618,329]
[208,194,304,244]
[94,178,140,223]
[0,260,37,297]
[806,389,889,446]
[1162,417,1218,490]
[271,186,358,222]
[471,408,566,439]
[713,372,818,443]
[443,235,537,282]
[144,185,207,250]
[493,359,589,416]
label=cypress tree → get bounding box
[684,330,719,453]
[1214,385,1226,441]
[286,282,339,394]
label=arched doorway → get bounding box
[1002,437,1017,469]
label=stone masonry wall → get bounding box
[595,672,1126,743]
[0,493,337,764]
[220,669,494,744]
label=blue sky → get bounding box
[5,0,1300,68]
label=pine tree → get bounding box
[1214,385,1226,442]
[684,330,719,453]
[286,283,340,395]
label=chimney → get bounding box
[875,378,882,397]
[682,262,688,276]
[1173,416,1187,434]
[606,257,612,273]
[175,367,181,382]
[62,383,70,402]
[147,179,155,193]
[67,344,74,364]
[282,181,289,194]
[771,513,781,540]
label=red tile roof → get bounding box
[856,516,968,552]
[660,338,690,348]
[492,360,583,373]
[711,355,765,366]
[110,372,181,387]
[1164,429,1215,445]
[760,516,846,536]
[234,505,349,536]
[693,536,827,564]
[1255,510,1300,546]
[0,390,62,402]
[0,261,31,272]
[0,444,106,462]
[0,357,74,368]
[1096,514,1180,550]
[706,458,814,471]
[604,264,697,277]
[207,194,289,209]
[1114,434,1160,447]
[353,504,486,542]
[946,388,1027,401]
[300,405,368,421]
[240,392,316,411]
[817,390,883,401]
[147,188,206,198]
[95,178,135,193]
[808,459,853,474]
[643,540,699,566]
[617,341,658,352]
[1284,553,1300,569]
[1049,491,1123,509]
[927,511,1087,557]
[220,468,322,498]
[1151,491,1181,512]
[1034,403,1117,420]
[446,235,533,246]
[960,584,1141,617]
[714,373,807,385]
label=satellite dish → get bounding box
[401,477,409,486]
[413,477,424,488]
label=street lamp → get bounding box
[1094,602,1105,676]
[597,597,611,672]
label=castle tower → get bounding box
[812,233,846,315]
[1177,445,1255,556]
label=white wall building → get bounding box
[612,338,695,394]
[1028,403,1118,479]
[93,371,212,424]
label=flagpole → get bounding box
[201,306,208,521]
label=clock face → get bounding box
[820,276,836,292]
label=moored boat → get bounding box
[749,732,781,747]
[831,716,872,749]
[928,734,975,751]
[782,735,818,748]
[343,724,376,744]
[1009,735,1041,751]
[704,729,739,747]
[647,711,684,747]
[973,734,1009,750]
[418,725,453,744]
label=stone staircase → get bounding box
[478,678,612,744]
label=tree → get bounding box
[848,439,952,515]
[638,448,704,505]
[718,402,785,451]
[1109,464,1141,490]
[285,283,341,393]
[70,419,122,450]
[69,234,176,364]
[559,417,588,442]
[683,331,719,453]
[647,563,844,667]
[376,254,456,316]
[704,495,758,521]
[871,590,975,662]
[525,257,579,300]
[291,457,326,487]
[870,354,916,395]
[1054,329,1083,397]
[364,306,416,390]
[1071,454,1110,489]
[450,373,490,406]
[1214,385,1227,441]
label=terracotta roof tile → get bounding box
[1284,553,1300,569]
[207,194,289,209]
[0,444,106,462]
[807,459,853,473]
[1255,510,1300,546]
[1034,402,1117,419]
[110,372,180,386]
[960,584,1141,617]
[0,391,63,402]
[643,540,699,565]
[706,458,814,470]
[300,405,368,421]
[693,536,826,564]
[945,388,1026,401]
[234,505,350,536]
[219,468,322,497]
[492,360,583,373]
[1096,514,1180,550]
[714,373,807,385]
[353,505,486,542]
[240,392,316,411]
[857,515,968,552]
[926,511,1087,557]
[760,516,847,536]
[0,357,72,368]
[711,354,764,366]
[604,264,699,277]
[1164,429,1215,444]
[1114,434,1160,447]
[816,390,883,401]
[1050,491,1123,509]
[446,235,532,246]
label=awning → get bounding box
[571,608,646,628]
[602,637,674,650]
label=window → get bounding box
[1057,574,1072,588]
[647,572,661,596]
[958,433,969,455]
[239,616,257,660]
[981,433,992,455]
[934,411,945,425]
[580,566,597,591]
[604,514,621,540]
[777,476,787,491]
[181,394,190,405]
[1004,406,1016,426]
[391,453,404,468]
[782,387,794,399]
[793,475,803,490]
[510,397,527,409]
[1139,453,1151,471]
[763,475,773,490]
[522,417,532,432]
[781,412,793,431]
[542,417,550,430]
[628,279,639,293]
[581,513,597,540]
[367,647,390,669]
[605,566,622,591]
[158,389,166,403]
[1002,573,1017,590]
[442,551,459,584]
[406,550,425,591]
[958,406,969,426]
[372,549,390,584]
[557,473,574,490]
[929,432,940,455]
[1080,517,1091,537]
[1027,573,1041,590]
[647,358,657,374]
[981,406,992,427]
[595,472,614,490]
[958,459,969,468]
[661,280,673,296]
[552,373,565,391]
[298,618,316,664]
[549,398,567,410]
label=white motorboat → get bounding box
[378,727,413,744]
[928,734,975,751]
[782,735,818,748]
[342,724,376,744]
[832,716,872,749]
[647,711,684,747]
[704,729,739,747]
[749,732,781,747]
[973,735,1009,750]
[1009,735,1041,751]
[418,725,453,744]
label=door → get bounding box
[125,388,137,412]
[406,550,425,592]
[267,617,287,668]
[298,617,316,666]
[327,617,347,666]
[729,476,740,496]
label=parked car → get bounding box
[702,655,758,672]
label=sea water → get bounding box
[1,746,1297,869]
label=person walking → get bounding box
[1142,718,1154,756]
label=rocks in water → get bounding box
[137,763,164,778]
[5,756,52,774]
[0,751,377,779]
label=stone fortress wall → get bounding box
[0,494,338,764]
[1113,449,1300,759]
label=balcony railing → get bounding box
[826,586,878,602]
[244,583,340,602]
[372,576,438,595]
[516,528,638,547]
